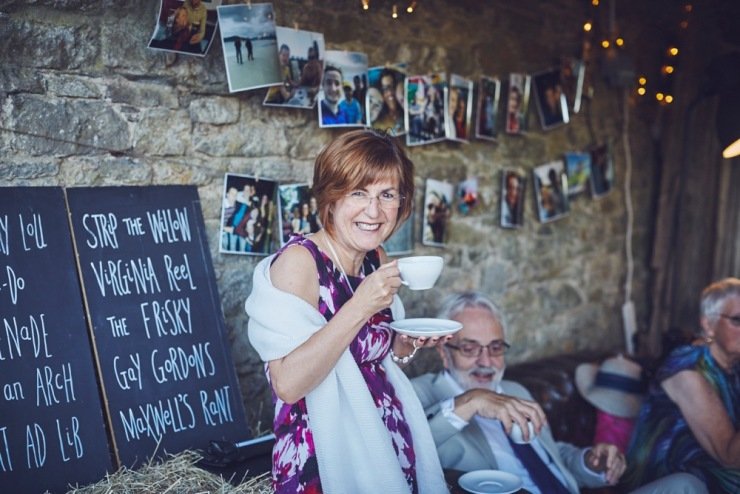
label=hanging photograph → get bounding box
[457,177,479,215]
[560,57,586,114]
[217,3,281,93]
[590,143,615,198]
[383,214,414,256]
[500,168,526,229]
[476,76,501,141]
[220,173,279,255]
[533,160,569,223]
[367,63,407,136]
[277,183,322,246]
[148,0,221,57]
[422,178,453,247]
[446,74,474,142]
[318,50,368,127]
[505,73,531,135]
[405,72,448,146]
[564,151,592,196]
[533,68,570,131]
[263,27,325,109]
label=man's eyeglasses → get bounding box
[445,340,510,358]
[719,313,740,327]
[381,85,394,94]
[345,190,404,209]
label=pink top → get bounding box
[594,409,635,453]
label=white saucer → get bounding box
[458,470,523,494]
[389,318,463,338]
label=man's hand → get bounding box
[454,388,547,440]
[585,443,626,484]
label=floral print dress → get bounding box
[266,235,418,493]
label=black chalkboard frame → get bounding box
[65,185,249,469]
[0,186,114,494]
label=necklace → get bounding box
[324,234,355,295]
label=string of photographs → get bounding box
[148,1,587,144]
[219,143,614,256]
[147,2,608,256]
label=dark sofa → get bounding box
[221,351,623,492]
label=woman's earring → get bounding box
[705,335,714,344]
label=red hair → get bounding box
[312,129,415,236]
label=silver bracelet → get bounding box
[390,344,420,364]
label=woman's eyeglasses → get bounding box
[719,313,740,327]
[345,191,404,209]
[445,340,510,358]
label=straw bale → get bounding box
[60,451,272,494]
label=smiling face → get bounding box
[381,74,398,110]
[367,87,383,122]
[439,306,507,391]
[330,179,400,255]
[323,69,343,105]
[226,187,237,203]
[312,129,415,240]
[279,46,290,67]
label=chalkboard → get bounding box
[65,186,248,468]
[0,187,113,494]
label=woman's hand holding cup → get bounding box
[352,261,403,317]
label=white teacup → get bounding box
[509,421,536,444]
[397,256,444,290]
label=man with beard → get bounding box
[411,291,627,494]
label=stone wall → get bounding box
[0,0,658,433]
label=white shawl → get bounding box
[246,255,448,494]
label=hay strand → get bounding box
[62,450,272,494]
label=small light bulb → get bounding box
[592,0,599,5]
[684,4,692,12]
[656,92,664,101]
[638,76,647,85]
[665,95,674,103]
[637,87,646,96]
[664,65,674,74]
[668,47,679,56]
[583,21,593,32]
[392,4,398,18]
[601,40,610,48]
[361,0,369,10]
[680,20,689,29]
[616,37,624,46]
